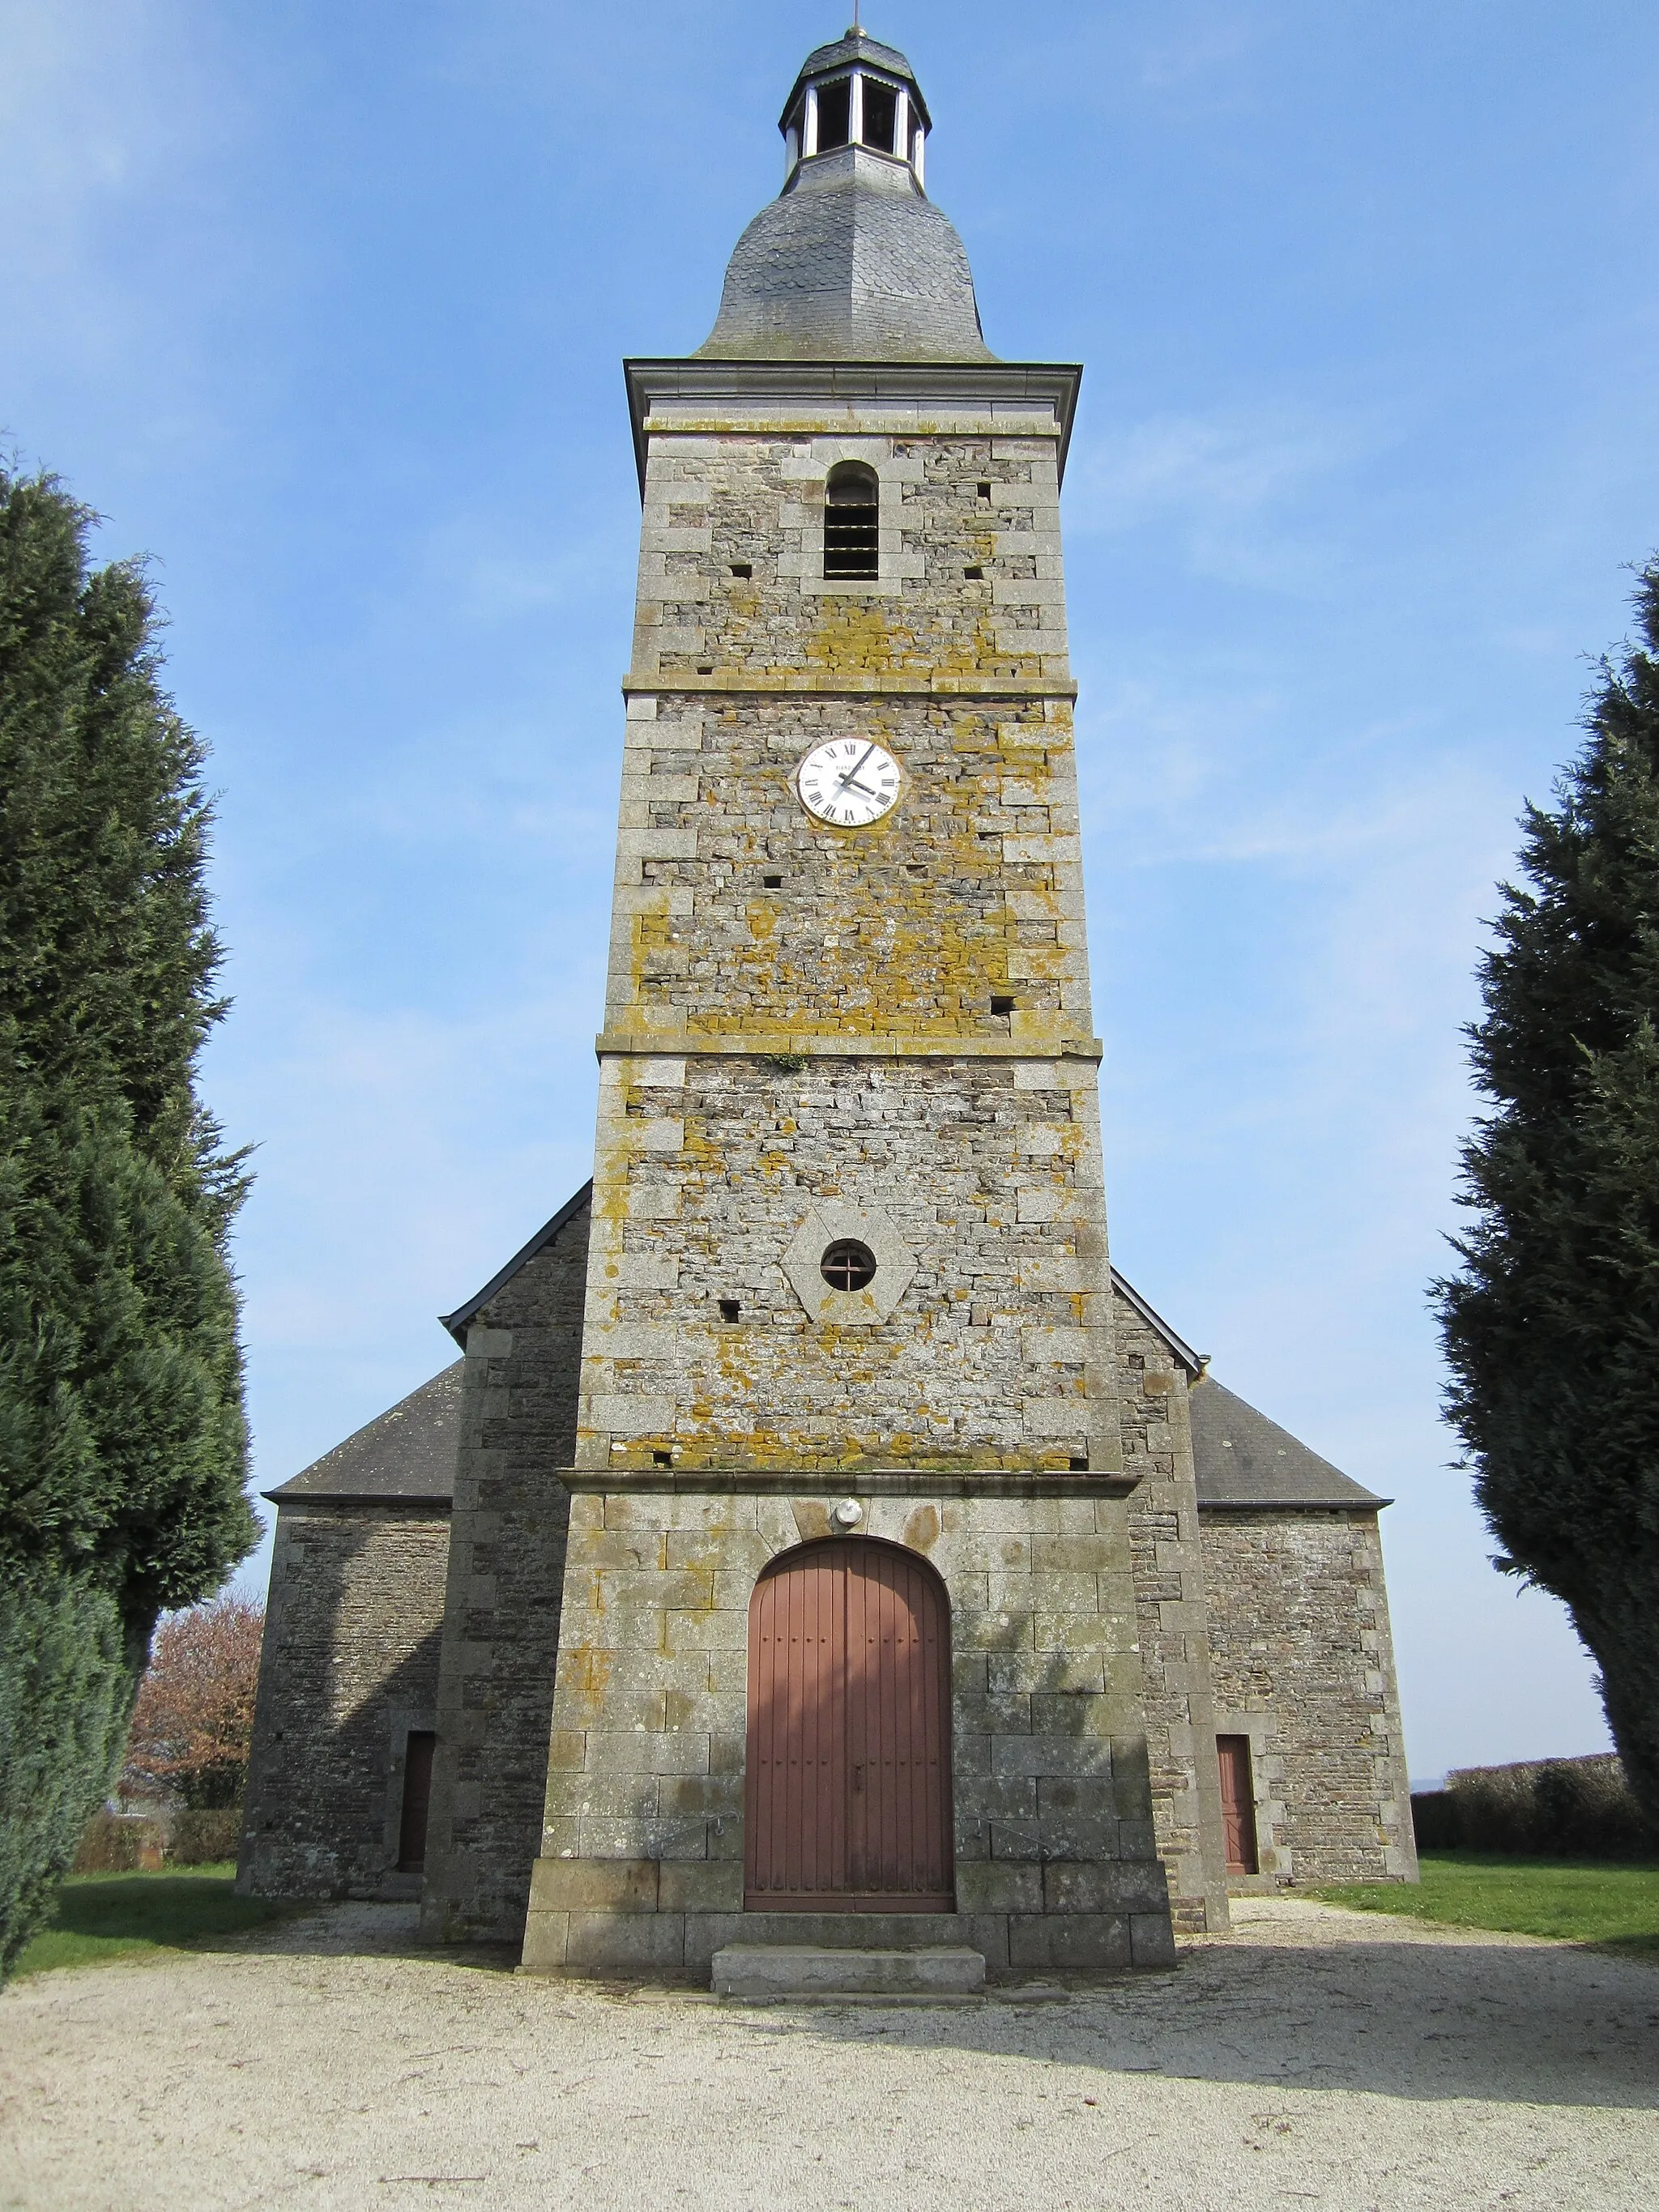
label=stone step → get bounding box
[712,1943,987,2000]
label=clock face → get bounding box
[795,739,902,828]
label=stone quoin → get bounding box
[237,24,1417,1971]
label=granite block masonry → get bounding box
[237,1367,458,1903]
[711,1945,987,1998]
[520,1477,1175,1975]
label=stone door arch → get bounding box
[744,1536,953,1912]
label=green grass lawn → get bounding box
[13,1864,297,1979]
[1314,1851,1659,1954]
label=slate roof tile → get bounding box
[696,144,994,363]
[264,1362,463,1505]
[1188,1377,1386,1511]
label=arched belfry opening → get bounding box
[744,1537,953,1912]
[824,461,880,578]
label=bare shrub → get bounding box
[123,1594,265,1813]
[168,1809,244,1864]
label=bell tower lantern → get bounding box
[780,23,931,185]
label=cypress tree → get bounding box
[0,467,254,1977]
[1437,557,1659,1830]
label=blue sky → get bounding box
[6,0,1658,1783]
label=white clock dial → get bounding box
[795,739,902,827]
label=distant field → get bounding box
[15,1866,296,1978]
[1314,1851,1659,1954]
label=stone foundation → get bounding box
[522,1886,1175,1978]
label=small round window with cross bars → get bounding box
[820,1238,877,1292]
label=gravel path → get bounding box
[2,1896,1657,2210]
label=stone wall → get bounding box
[605,691,1089,1046]
[523,386,1174,1973]
[1200,1509,1418,1886]
[582,407,1116,1483]
[1115,1298,1230,1933]
[418,1197,591,1942]
[237,1504,449,1899]
[579,1050,1120,1477]
[629,416,1069,684]
[522,1481,1174,1979]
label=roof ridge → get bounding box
[440,1179,594,1343]
[1108,1266,1205,1375]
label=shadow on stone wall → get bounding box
[241,1506,450,1899]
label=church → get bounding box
[237,27,1416,1979]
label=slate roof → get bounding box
[1188,1378,1386,1511]
[782,29,932,130]
[264,1362,464,1506]
[696,143,995,364]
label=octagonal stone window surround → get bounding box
[783,1201,916,1326]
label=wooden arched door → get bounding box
[744,1537,953,1912]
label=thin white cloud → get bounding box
[1136,12,1277,100]
[1066,403,1387,590]
[0,2,243,383]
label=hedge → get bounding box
[1412,1754,1656,1859]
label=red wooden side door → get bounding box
[1217,1734,1260,1875]
[745,1538,953,1912]
[398,1730,437,1871]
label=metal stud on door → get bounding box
[745,1537,953,1912]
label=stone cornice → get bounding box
[594,1031,1105,1063]
[565,1466,1139,1498]
[623,356,1084,496]
[621,671,1077,700]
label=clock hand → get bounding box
[834,743,879,791]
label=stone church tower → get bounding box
[238,27,1418,1975]
[508,23,1177,1974]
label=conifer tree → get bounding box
[0,467,255,1977]
[1438,558,1659,1830]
